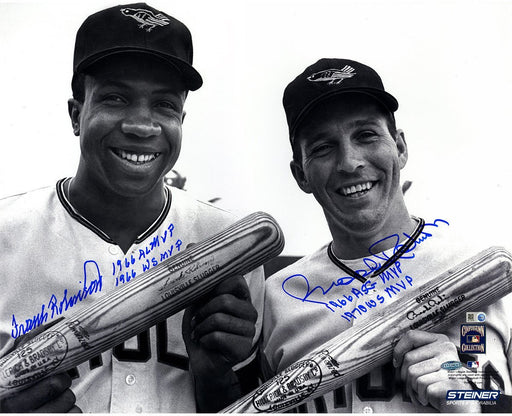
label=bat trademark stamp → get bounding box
[252,359,322,411]
[0,330,68,389]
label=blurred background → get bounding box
[1,0,511,257]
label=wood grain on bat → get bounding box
[222,246,512,413]
[0,211,284,398]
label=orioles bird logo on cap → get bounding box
[120,7,170,32]
[307,65,356,85]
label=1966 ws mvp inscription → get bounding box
[0,212,284,399]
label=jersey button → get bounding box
[363,406,373,413]
[109,246,119,255]
[135,405,142,413]
[125,374,136,385]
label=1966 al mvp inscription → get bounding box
[0,331,68,389]
[252,359,322,412]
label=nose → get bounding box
[336,142,364,173]
[121,107,162,138]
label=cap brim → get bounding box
[76,49,203,91]
[291,88,398,139]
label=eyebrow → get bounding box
[302,118,384,143]
[349,118,383,128]
[94,79,183,96]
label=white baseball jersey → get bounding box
[0,178,265,413]
[262,217,512,413]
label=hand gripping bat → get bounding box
[0,211,284,398]
[222,246,512,413]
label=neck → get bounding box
[67,176,167,252]
[330,208,415,260]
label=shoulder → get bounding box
[168,187,274,242]
[0,185,65,261]
[416,217,512,271]
[0,185,58,224]
[265,244,330,304]
[169,187,235,222]
[266,245,329,284]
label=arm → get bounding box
[182,274,259,412]
[393,329,481,413]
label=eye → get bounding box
[356,130,378,142]
[102,94,126,104]
[309,143,333,156]
[155,100,184,118]
[157,101,178,111]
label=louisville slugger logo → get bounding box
[120,7,170,32]
[307,65,356,85]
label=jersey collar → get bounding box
[56,177,172,245]
[327,216,425,283]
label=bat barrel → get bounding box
[222,246,512,413]
[0,211,284,399]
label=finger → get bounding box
[182,306,195,344]
[393,330,433,367]
[400,340,455,382]
[34,388,77,413]
[393,330,445,368]
[398,364,421,406]
[406,357,443,393]
[191,294,258,328]
[208,274,251,301]
[1,373,71,412]
[425,379,462,411]
[406,385,422,407]
[197,332,254,364]
[416,370,448,407]
[405,357,440,398]
[192,313,256,342]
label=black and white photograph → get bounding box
[0,0,511,413]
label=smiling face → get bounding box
[69,54,186,200]
[291,94,409,242]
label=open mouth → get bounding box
[112,148,161,165]
[340,181,375,198]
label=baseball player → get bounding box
[261,58,512,413]
[0,3,264,413]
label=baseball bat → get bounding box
[0,211,284,398]
[222,246,512,413]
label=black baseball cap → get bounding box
[72,3,202,91]
[283,58,398,142]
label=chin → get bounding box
[112,180,160,198]
[331,211,387,238]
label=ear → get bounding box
[68,98,82,136]
[290,160,312,194]
[395,129,408,169]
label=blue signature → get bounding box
[11,260,103,339]
[10,224,184,339]
[281,219,448,314]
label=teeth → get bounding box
[115,149,159,164]
[342,181,374,196]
